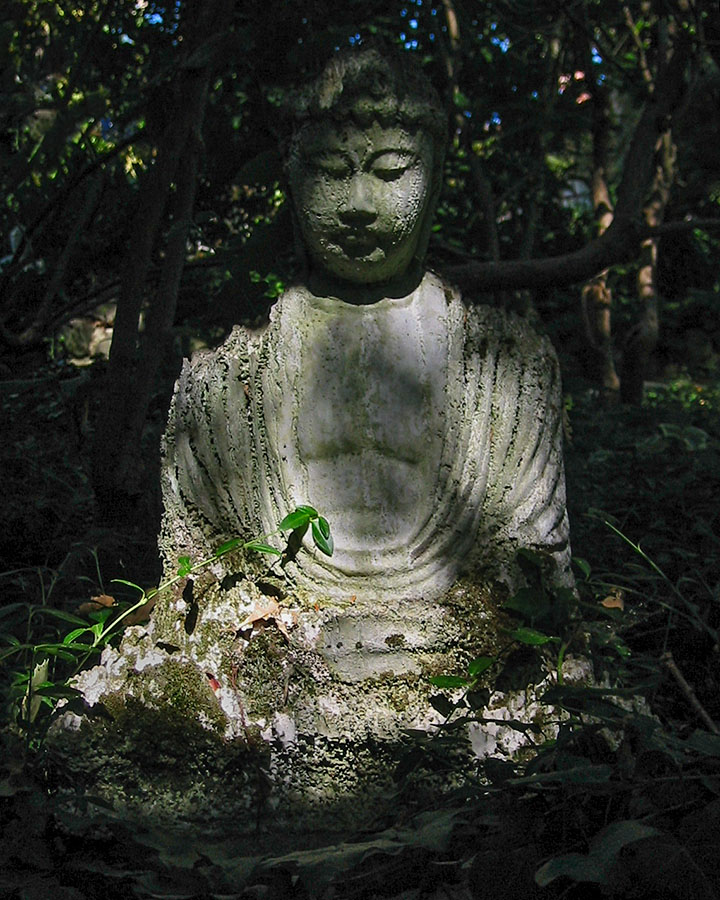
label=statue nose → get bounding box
[340,174,377,224]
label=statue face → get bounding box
[288,119,434,285]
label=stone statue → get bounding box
[53,48,584,850]
[160,47,572,602]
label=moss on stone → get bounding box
[384,632,406,648]
[97,657,230,736]
[234,628,289,717]
[440,576,515,674]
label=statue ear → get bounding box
[283,144,311,280]
[413,141,445,268]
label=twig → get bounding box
[661,651,719,735]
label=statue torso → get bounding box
[264,279,450,570]
[162,271,570,599]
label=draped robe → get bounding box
[161,272,571,599]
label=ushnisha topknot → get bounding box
[288,46,446,145]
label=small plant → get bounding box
[0,504,332,748]
[249,268,285,299]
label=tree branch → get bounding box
[447,31,693,293]
[443,215,719,292]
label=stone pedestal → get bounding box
[53,571,590,847]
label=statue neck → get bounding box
[306,261,424,306]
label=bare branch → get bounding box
[623,6,654,89]
[444,216,719,292]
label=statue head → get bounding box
[286,47,446,289]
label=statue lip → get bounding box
[337,229,379,252]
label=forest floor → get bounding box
[1,345,720,899]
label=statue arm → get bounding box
[159,331,260,576]
[464,308,573,591]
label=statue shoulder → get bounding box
[176,290,299,386]
[459,296,559,368]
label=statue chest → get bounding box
[259,286,452,554]
[293,304,445,462]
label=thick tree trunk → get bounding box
[91,0,225,516]
[621,130,676,404]
[581,85,620,404]
[124,132,205,464]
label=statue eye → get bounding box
[314,155,351,177]
[371,152,415,182]
[372,165,407,182]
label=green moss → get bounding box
[384,632,406,648]
[441,577,514,665]
[234,629,288,717]
[378,674,418,713]
[113,658,229,734]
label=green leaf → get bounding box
[503,587,542,619]
[684,730,720,757]
[508,627,560,646]
[467,656,494,678]
[536,853,606,886]
[42,648,79,662]
[511,764,613,787]
[573,557,592,578]
[244,540,282,556]
[535,820,659,887]
[279,505,319,532]
[429,694,455,717]
[479,717,543,734]
[87,608,114,624]
[516,547,546,569]
[0,603,30,621]
[34,684,84,699]
[215,537,243,556]
[176,555,192,576]
[35,608,89,626]
[311,518,334,556]
[429,675,468,689]
[452,89,470,107]
[63,627,90,645]
[44,641,93,653]
[111,579,145,595]
[254,808,466,895]
[466,688,490,710]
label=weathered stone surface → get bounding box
[55,589,592,844]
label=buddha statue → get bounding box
[160,47,572,601]
[51,50,582,849]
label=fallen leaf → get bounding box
[124,594,157,626]
[601,590,625,611]
[238,599,291,639]
[75,594,115,617]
